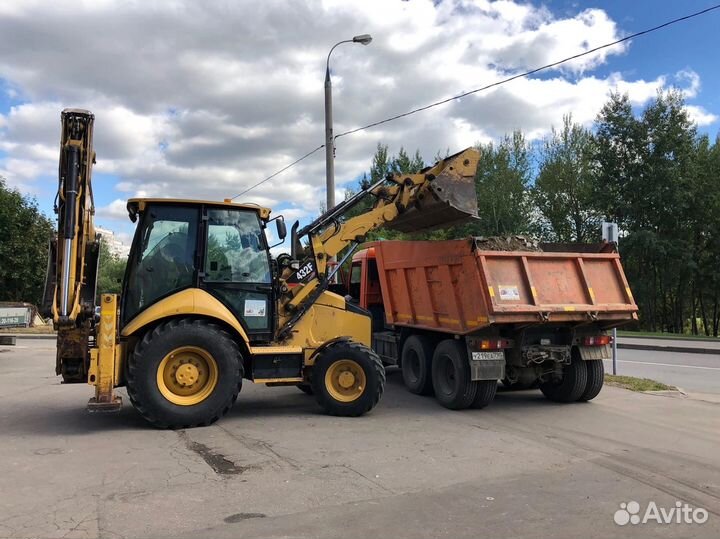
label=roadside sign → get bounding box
[0,307,31,328]
[602,222,620,374]
[602,222,619,244]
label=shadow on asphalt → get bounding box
[5,369,584,436]
[4,398,151,436]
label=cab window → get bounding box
[205,209,271,283]
[122,205,199,324]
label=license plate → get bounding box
[472,351,504,361]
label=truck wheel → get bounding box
[579,360,604,402]
[431,340,477,410]
[540,354,587,403]
[127,319,243,428]
[312,341,385,417]
[401,335,435,395]
[471,380,497,409]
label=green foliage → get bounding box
[0,177,54,306]
[346,89,720,335]
[533,115,601,242]
[96,239,126,302]
[469,130,532,237]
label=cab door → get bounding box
[201,207,274,341]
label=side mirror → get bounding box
[276,216,287,240]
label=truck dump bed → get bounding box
[369,238,638,334]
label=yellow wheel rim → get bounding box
[156,346,219,406]
[325,359,366,403]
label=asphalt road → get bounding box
[1,338,719,539]
[606,348,720,394]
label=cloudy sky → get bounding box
[1,0,718,246]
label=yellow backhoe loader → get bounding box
[43,109,480,428]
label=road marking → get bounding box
[603,359,720,371]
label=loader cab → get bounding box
[122,199,281,341]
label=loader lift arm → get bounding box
[277,148,480,340]
[42,109,100,383]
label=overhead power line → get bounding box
[235,3,720,199]
[230,144,324,200]
[335,3,720,140]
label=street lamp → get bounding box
[324,34,372,212]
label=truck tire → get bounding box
[312,341,385,417]
[540,353,587,403]
[127,319,243,429]
[431,340,477,410]
[579,359,604,402]
[401,335,435,396]
[471,380,497,409]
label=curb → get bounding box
[618,333,720,344]
[618,343,720,356]
[0,334,57,340]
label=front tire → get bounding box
[431,340,477,410]
[401,335,435,395]
[127,319,242,428]
[312,341,385,417]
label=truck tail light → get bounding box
[479,339,511,350]
[582,335,612,346]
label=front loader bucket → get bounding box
[386,148,480,233]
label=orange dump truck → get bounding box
[343,238,638,410]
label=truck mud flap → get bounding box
[578,344,611,361]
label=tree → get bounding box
[0,177,54,306]
[95,238,127,302]
[591,92,646,229]
[593,89,702,332]
[464,131,532,237]
[533,115,600,242]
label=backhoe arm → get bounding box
[277,148,480,339]
[42,109,100,382]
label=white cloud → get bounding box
[685,105,718,127]
[0,0,716,214]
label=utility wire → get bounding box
[236,3,720,199]
[230,144,324,200]
[336,3,720,139]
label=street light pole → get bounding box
[324,34,372,212]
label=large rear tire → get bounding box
[312,341,385,417]
[579,359,604,401]
[471,380,497,409]
[400,335,435,396]
[127,319,242,429]
[431,340,477,410]
[540,353,587,403]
